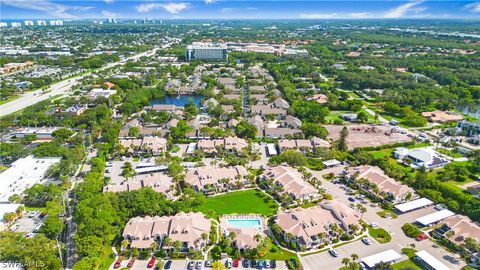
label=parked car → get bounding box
[271,260,276,268]
[164,260,172,269]
[243,259,250,268]
[205,260,212,267]
[416,233,429,241]
[233,259,239,268]
[348,197,355,202]
[196,260,203,269]
[264,260,270,268]
[188,260,195,269]
[329,249,339,257]
[257,260,264,269]
[362,238,372,245]
[369,222,378,228]
[127,259,135,268]
[251,259,257,268]
[225,259,232,269]
[113,260,121,269]
[147,257,156,268]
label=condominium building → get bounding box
[186,43,227,61]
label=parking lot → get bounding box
[10,210,45,234]
[298,167,467,270]
[110,258,288,270]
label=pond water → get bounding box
[150,95,203,107]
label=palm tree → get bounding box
[201,232,208,243]
[356,204,367,220]
[163,236,172,248]
[210,159,218,168]
[228,232,237,241]
[121,239,129,250]
[341,257,351,267]
[150,241,159,252]
[254,234,263,243]
[351,253,358,262]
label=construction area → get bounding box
[324,124,412,149]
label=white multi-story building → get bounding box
[24,21,34,26]
[37,20,47,26]
[49,20,63,26]
[186,43,228,61]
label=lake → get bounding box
[150,95,203,107]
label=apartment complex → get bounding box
[122,212,211,250]
[261,166,320,203]
[346,165,415,203]
[185,166,249,193]
[275,201,361,248]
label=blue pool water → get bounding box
[227,219,261,229]
[150,95,203,107]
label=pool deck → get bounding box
[219,214,268,249]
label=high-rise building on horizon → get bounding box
[186,42,228,62]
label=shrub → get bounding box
[401,223,422,238]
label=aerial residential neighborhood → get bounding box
[0,2,480,270]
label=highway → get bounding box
[0,47,162,117]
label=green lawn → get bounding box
[370,149,394,159]
[392,248,423,270]
[377,210,398,219]
[392,259,423,270]
[436,148,463,158]
[262,244,298,261]
[195,189,278,219]
[368,226,392,244]
[97,245,115,270]
[325,110,350,123]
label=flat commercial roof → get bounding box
[416,209,455,226]
[186,142,196,154]
[361,249,402,268]
[395,198,433,213]
[0,156,61,202]
[267,143,277,155]
[323,159,341,167]
[415,250,450,270]
[135,166,167,174]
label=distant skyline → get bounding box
[1,0,480,20]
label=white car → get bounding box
[362,238,373,245]
[329,249,339,257]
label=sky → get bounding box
[1,0,480,20]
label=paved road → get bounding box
[0,47,164,117]
[298,167,466,270]
[362,105,389,124]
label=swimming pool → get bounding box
[227,219,261,229]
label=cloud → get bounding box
[104,0,114,3]
[102,10,117,18]
[204,0,215,4]
[136,2,189,14]
[384,0,425,18]
[221,7,235,13]
[299,12,371,19]
[465,2,480,13]
[299,13,339,19]
[348,12,372,18]
[2,0,93,18]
